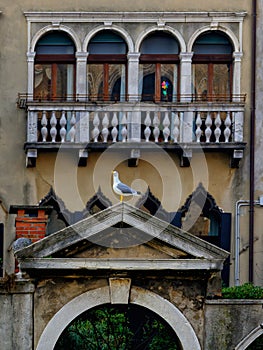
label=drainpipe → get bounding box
[249,0,257,283]
[235,198,263,286]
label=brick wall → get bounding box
[10,206,52,244]
[15,209,48,243]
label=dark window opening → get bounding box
[87,31,127,101]
[192,31,233,101]
[140,32,180,102]
[34,32,76,101]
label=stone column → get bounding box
[232,52,243,101]
[76,52,89,101]
[127,52,140,102]
[27,52,36,101]
[179,52,193,102]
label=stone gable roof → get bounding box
[15,202,229,273]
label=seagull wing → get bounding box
[116,182,135,194]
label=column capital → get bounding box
[179,52,193,62]
[233,51,243,61]
[127,52,140,61]
[75,52,89,61]
[27,51,36,62]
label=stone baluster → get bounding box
[153,112,160,142]
[224,111,232,142]
[92,112,100,142]
[172,112,180,143]
[59,111,67,142]
[41,111,48,142]
[121,112,128,142]
[50,111,57,142]
[144,111,151,142]
[205,112,212,143]
[163,112,170,143]
[214,112,222,143]
[195,112,202,142]
[111,112,118,142]
[101,113,109,143]
[69,111,76,142]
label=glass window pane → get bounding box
[141,33,179,54]
[88,31,127,54]
[213,64,230,96]
[87,64,104,100]
[193,31,232,54]
[36,32,75,55]
[34,64,74,100]
[192,64,208,98]
[88,42,126,54]
[34,64,52,100]
[140,64,155,101]
[161,64,176,101]
[108,64,126,101]
[56,64,74,99]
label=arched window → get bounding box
[192,31,233,101]
[34,32,76,101]
[87,30,127,101]
[178,183,231,285]
[139,32,180,102]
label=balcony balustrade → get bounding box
[17,94,246,167]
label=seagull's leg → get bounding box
[120,195,123,202]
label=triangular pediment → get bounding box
[15,202,229,273]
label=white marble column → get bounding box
[232,52,243,101]
[127,52,140,102]
[27,52,36,101]
[179,52,193,102]
[76,52,88,100]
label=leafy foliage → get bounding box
[55,304,180,350]
[222,283,263,299]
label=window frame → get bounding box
[87,54,128,101]
[139,54,180,102]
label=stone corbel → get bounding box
[230,149,244,168]
[26,148,37,168]
[180,147,192,167]
[128,148,140,167]
[78,149,88,167]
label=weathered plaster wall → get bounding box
[0,0,254,280]
[0,280,34,350]
[204,300,263,349]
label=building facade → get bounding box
[0,0,262,349]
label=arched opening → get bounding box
[34,31,76,101]
[192,30,233,101]
[179,183,231,285]
[139,32,180,102]
[246,334,263,349]
[87,30,127,101]
[36,286,201,350]
[55,303,182,349]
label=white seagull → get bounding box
[112,171,141,202]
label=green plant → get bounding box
[222,283,263,299]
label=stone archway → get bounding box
[36,283,201,350]
[235,324,263,349]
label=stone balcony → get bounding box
[17,94,246,167]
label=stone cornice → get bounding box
[19,257,225,271]
[24,11,247,24]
